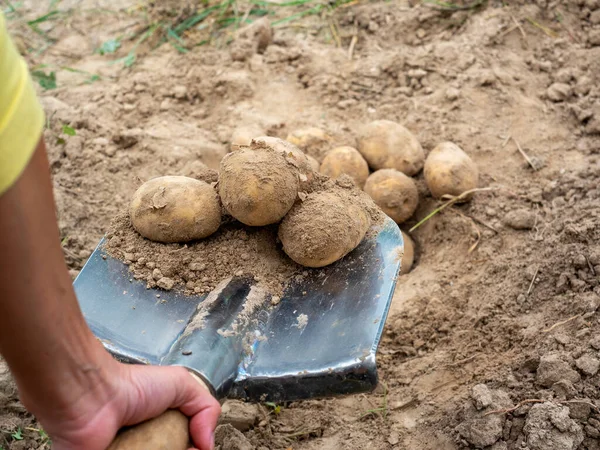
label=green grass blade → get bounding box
[27,10,61,26]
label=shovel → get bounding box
[73,216,403,449]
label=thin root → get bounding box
[542,314,582,333]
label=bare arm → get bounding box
[0,140,220,450]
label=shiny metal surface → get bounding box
[74,217,403,401]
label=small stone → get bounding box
[160,99,171,111]
[547,82,572,102]
[445,87,460,101]
[590,10,600,24]
[152,268,163,281]
[589,29,600,46]
[271,296,280,306]
[590,335,600,350]
[573,254,588,269]
[146,261,156,269]
[92,137,109,146]
[504,209,536,230]
[189,262,206,272]
[472,384,494,410]
[408,68,427,79]
[172,85,188,99]
[555,68,574,84]
[157,277,175,291]
[575,354,600,376]
[388,431,400,445]
[537,352,581,387]
[575,76,593,96]
[235,270,244,277]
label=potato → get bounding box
[357,120,424,176]
[230,124,266,151]
[364,169,418,224]
[286,127,331,160]
[306,155,320,172]
[279,191,371,268]
[400,231,415,275]
[219,146,300,226]
[320,146,370,189]
[130,176,221,243]
[424,142,479,200]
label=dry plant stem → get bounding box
[348,35,357,60]
[485,399,600,416]
[526,265,539,296]
[525,17,558,37]
[511,15,527,40]
[542,314,582,333]
[512,137,537,170]
[409,187,494,233]
[484,399,546,416]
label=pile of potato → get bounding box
[130,137,372,269]
[129,119,479,273]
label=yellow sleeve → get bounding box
[0,12,45,196]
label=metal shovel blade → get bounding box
[73,217,403,402]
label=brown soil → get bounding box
[2,1,600,449]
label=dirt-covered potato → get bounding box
[286,127,331,160]
[357,120,424,176]
[230,124,266,151]
[130,176,221,243]
[219,146,300,226]
[364,169,418,224]
[400,231,415,275]
[424,142,479,200]
[320,146,370,189]
[279,191,371,268]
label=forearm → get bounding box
[0,139,114,418]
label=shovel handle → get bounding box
[107,409,189,450]
[107,372,212,450]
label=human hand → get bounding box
[20,357,221,450]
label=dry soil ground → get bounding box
[2,0,600,449]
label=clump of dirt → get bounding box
[104,213,300,296]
